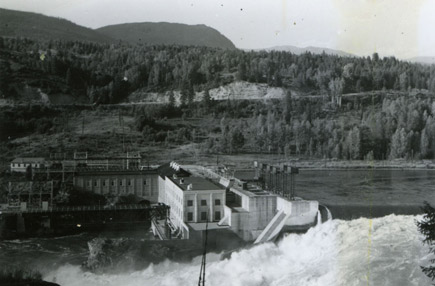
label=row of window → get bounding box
[12,163,40,168]
[187,211,221,222]
[187,199,221,207]
[87,179,148,187]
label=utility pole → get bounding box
[119,110,125,152]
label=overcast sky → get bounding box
[1,0,434,59]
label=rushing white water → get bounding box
[44,215,432,286]
[316,210,322,225]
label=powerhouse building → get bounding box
[72,168,159,201]
[7,156,320,243]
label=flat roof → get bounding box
[12,157,46,163]
[74,167,157,176]
[168,176,224,192]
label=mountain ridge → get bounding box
[96,22,236,49]
[407,56,435,65]
[0,8,236,49]
[0,8,114,44]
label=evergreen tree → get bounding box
[65,68,72,86]
[0,60,12,96]
[236,61,247,81]
[283,90,292,124]
[421,128,430,158]
[417,202,435,281]
[187,84,195,105]
[390,128,407,159]
[202,89,211,110]
[230,128,245,153]
[168,90,175,108]
[372,52,380,62]
[180,89,188,106]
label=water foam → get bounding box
[316,210,322,225]
[44,215,432,286]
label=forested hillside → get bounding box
[0,8,113,43]
[1,36,435,162]
[96,22,236,49]
[2,37,435,104]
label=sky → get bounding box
[1,0,434,59]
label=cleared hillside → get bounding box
[96,22,235,49]
[0,8,114,43]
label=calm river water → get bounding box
[297,169,435,218]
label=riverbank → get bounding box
[291,159,435,170]
[180,153,435,170]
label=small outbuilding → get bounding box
[10,157,46,173]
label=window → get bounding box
[111,181,114,186]
[94,181,97,187]
[215,199,221,206]
[187,212,193,222]
[120,181,123,186]
[201,212,207,221]
[187,200,193,207]
[128,180,131,186]
[143,180,147,185]
[103,181,106,186]
[201,200,207,206]
[215,211,221,221]
[87,181,91,187]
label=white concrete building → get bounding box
[11,158,46,173]
[221,182,278,241]
[220,180,318,242]
[162,175,226,238]
[157,162,191,204]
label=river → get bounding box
[0,169,434,285]
[297,169,435,218]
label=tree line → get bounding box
[2,36,435,160]
[130,90,435,160]
[3,37,435,105]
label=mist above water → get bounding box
[44,215,432,286]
